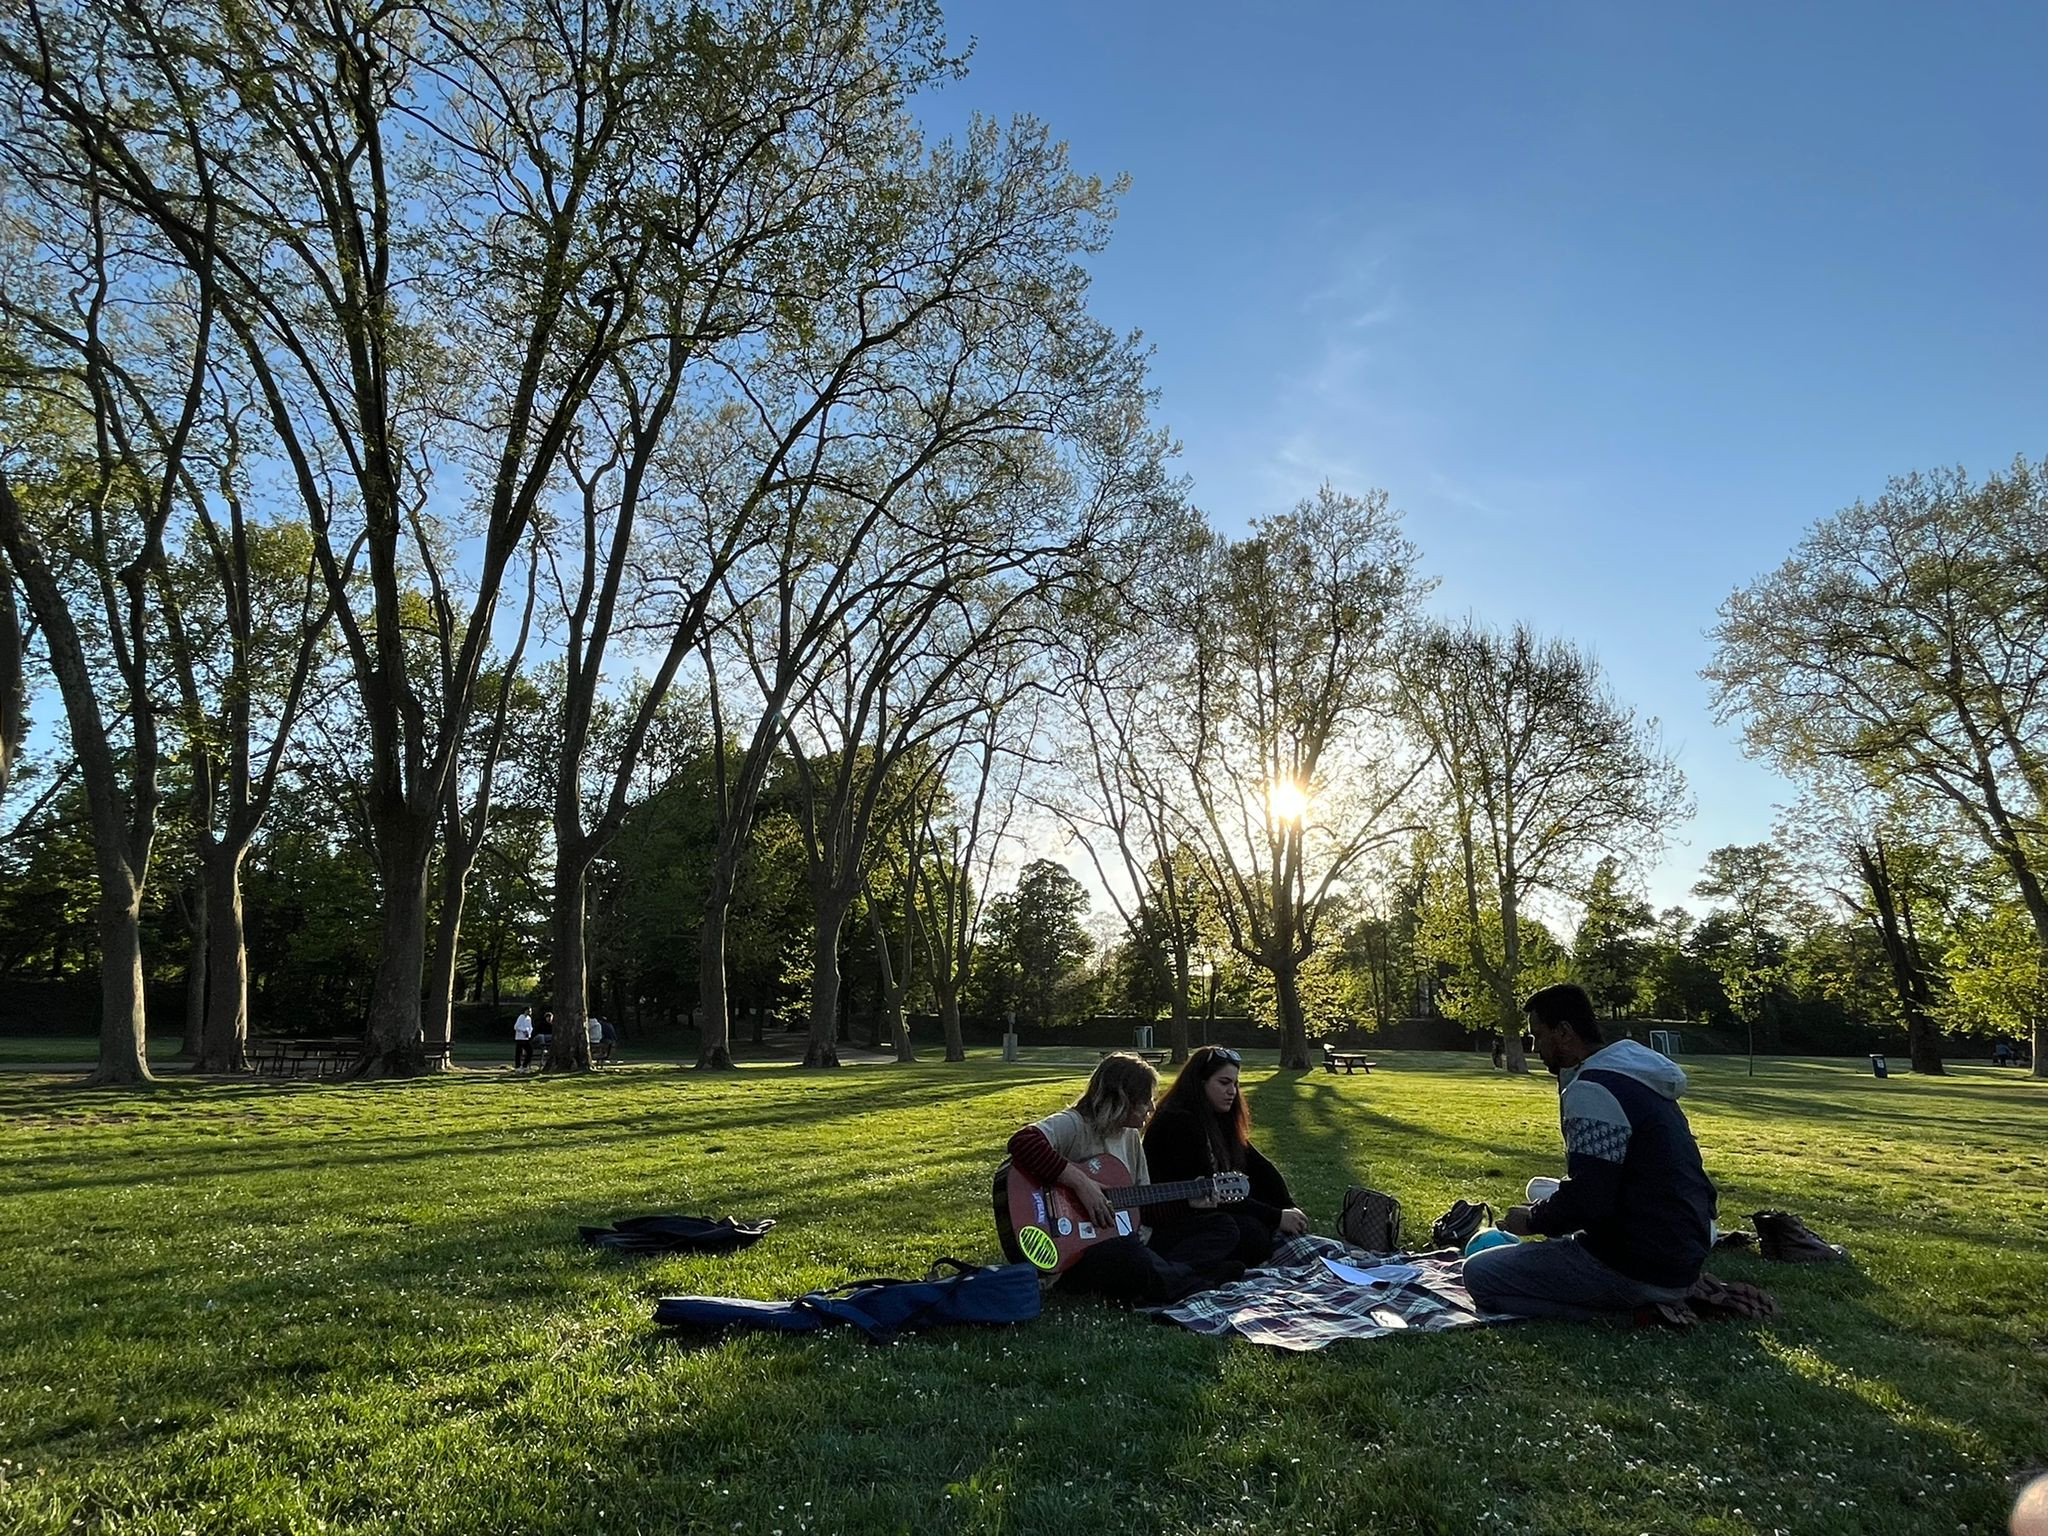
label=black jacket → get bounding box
[1524,1040,1717,1288]
[1142,1103,1294,1233]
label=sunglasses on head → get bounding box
[1211,1048,1242,1065]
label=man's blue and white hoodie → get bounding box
[1523,1039,1718,1288]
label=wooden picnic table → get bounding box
[1320,1041,1376,1075]
[1100,1048,1170,1065]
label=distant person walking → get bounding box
[512,1008,534,1070]
[536,1009,554,1066]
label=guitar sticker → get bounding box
[1018,1225,1060,1270]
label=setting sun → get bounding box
[1267,778,1309,824]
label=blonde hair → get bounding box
[1074,1052,1159,1137]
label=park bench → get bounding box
[249,1038,349,1077]
[251,1039,452,1076]
[1100,1048,1170,1065]
[291,1039,359,1077]
[1320,1041,1376,1075]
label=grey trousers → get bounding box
[1463,1234,1690,1320]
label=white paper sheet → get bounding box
[1321,1257,1423,1288]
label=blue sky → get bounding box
[918,2,2048,911]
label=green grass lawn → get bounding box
[0,1052,2042,1535]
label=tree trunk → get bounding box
[867,905,916,1062]
[2031,941,2048,1081]
[1852,844,1942,1072]
[937,990,966,1062]
[804,893,852,1068]
[0,554,22,802]
[2,487,158,1089]
[1894,902,1943,1077]
[196,845,250,1073]
[179,879,207,1061]
[1900,978,1944,1074]
[547,861,592,1072]
[356,838,431,1078]
[423,853,468,1065]
[1499,999,1531,1075]
[1167,954,1191,1064]
[1274,957,1310,1069]
[695,904,737,1069]
[1497,889,1531,1075]
[85,866,152,1086]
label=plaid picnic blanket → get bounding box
[1150,1233,1516,1351]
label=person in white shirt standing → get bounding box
[512,1009,535,1071]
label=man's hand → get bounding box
[1277,1206,1310,1237]
[1500,1203,1534,1237]
[1063,1171,1116,1228]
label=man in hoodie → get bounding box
[1464,983,1717,1320]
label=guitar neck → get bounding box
[1107,1177,1221,1210]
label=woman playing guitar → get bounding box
[1143,1046,1310,1269]
[1005,1053,1249,1303]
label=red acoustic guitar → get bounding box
[992,1153,1253,1275]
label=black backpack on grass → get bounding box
[1429,1199,1493,1250]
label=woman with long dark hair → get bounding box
[1143,1046,1309,1268]
[1005,1052,1246,1303]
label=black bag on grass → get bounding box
[1338,1185,1403,1254]
[1429,1199,1493,1250]
[580,1214,775,1256]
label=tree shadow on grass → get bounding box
[0,1071,1053,1195]
[6,1136,1242,1532]
[8,1182,2043,1536]
[8,1061,2043,1534]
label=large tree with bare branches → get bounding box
[1172,486,1430,1070]
[1709,458,2048,1078]
[0,145,220,1084]
[1396,620,1687,1074]
[1,0,789,1074]
[687,114,1160,1069]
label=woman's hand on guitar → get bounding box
[1062,1170,1116,1227]
[1277,1206,1310,1237]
